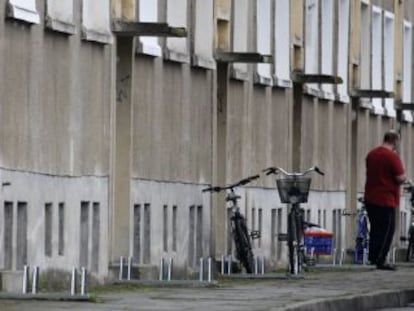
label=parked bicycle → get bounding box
[202,175,260,273]
[354,197,369,264]
[263,166,324,275]
[401,180,414,262]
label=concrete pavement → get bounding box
[1,263,414,311]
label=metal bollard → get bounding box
[221,254,225,275]
[392,247,397,264]
[80,267,87,296]
[71,267,77,296]
[127,256,132,281]
[227,255,232,275]
[159,258,165,281]
[363,248,368,265]
[167,258,173,281]
[119,256,124,280]
[339,249,345,266]
[22,265,29,294]
[261,256,265,275]
[207,257,212,283]
[199,258,204,282]
[332,248,337,266]
[31,266,39,294]
[254,257,259,274]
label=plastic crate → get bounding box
[304,230,333,255]
[276,176,311,203]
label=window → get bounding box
[137,0,162,57]
[320,0,334,99]
[384,12,395,117]
[360,2,370,91]
[172,205,177,251]
[79,202,89,267]
[81,0,112,44]
[17,202,27,270]
[231,0,249,80]
[143,203,151,264]
[7,0,40,24]
[403,21,413,122]
[58,203,65,256]
[371,6,384,115]
[192,0,215,69]
[133,204,141,262]
[255,0,272,85]
[4,202,13,270]
[45,0,75,34]
[165,0,189,63]
[45,203,53,257]
[274,0,291,87]
[337,0,350,102]
[163,205,168,252]
[304,0,319,94]
[91,203,100,272]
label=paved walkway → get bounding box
[1,264,414,311]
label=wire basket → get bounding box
[276,176,312,203]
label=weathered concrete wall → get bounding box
[0,0,113,280]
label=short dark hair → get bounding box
[383,130,400,143]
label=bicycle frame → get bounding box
[202,175,260,273]
[263,166,324,275]
[354,198,369,264]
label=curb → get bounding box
[282,289,414,311]
[0,292,91,302]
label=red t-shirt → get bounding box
[364,146,405,208]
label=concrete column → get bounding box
[111,36,135,261]
[212,62,229,258]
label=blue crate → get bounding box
[305,235,333,255]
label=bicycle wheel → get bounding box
[287,210,300,274]
[407,240,414,262]
[232,215,255,273]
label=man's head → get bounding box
[383,130,400,150]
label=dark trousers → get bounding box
[366,203,396,265]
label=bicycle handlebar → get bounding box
[202,174,260,193]
[262,166,325,177]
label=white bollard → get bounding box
[31,266,39,294]
[22,265,29,294]
[339,249,345,266]
[167,258,173,281]
[199,258,204,282]
[127,256,132,281]
[80,267,87,296]
[392,247,397,264]
[254,257,258,274]
[332,248,337,266]
[362,248,368,265]
[261,256,265,275]
[70,267,77,296]
[227,255,232,275]
[119,256,124,281]
[207,257,212,283]
[221,255,225,275]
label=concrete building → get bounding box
[0,0,413,288]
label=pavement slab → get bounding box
[0,264,414,311]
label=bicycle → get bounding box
[354,197,369,264]
[263,166,324,275]
[202,175,260,273]
[402,180,414,262]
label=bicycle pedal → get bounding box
[277,233,288,241]
[250,230,261,239]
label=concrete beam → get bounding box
[291,70,343,84]
[395,103,414,111]
[214,52,272,63]
[112,21,187,37]
[350,89,394,98]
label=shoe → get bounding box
[376,263,397,271]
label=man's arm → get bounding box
[396,173,407,185]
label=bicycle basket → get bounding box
[276,176,311,203]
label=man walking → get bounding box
[364,130,406,270]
